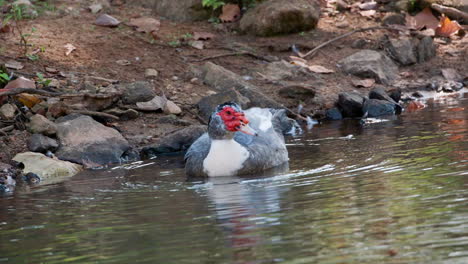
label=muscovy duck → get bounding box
[185,102,298,177]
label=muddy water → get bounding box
[1,93,467,264]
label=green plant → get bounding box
[182,33,193,39]
[27,54,39,61]
[35,72,51,86]
[202,0,225,10]
[168,40,180,47]
[0,72,10,85]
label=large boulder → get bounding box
[197,90,250,121]
[338,50,398,85]
[13,152,82,181]
[120,81,156,105]
[141,125,207,157]
[337,92,366,118]
[55,115,130,165]
[240,0,321,36]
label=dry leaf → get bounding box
[289,56,309,68]
[435,15,461,37]
[95,14,120,27]
[352,78,375,88]
[64,43,76,56]
[4,77,36,90]
[406,101,425,112]
[0,23,12,33]
[308,65,334,74]
[16,93,41,108]
[193,31,215,41]
[5,60,24,70]
[219,4,241,22]
[127,17,160,33]
[45,67,59,74]
[405,7,439,30]
[359,10,376,17]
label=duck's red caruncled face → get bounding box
[217,106,249,132]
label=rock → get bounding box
[121,81,156,104]
[13,152,82,182]
[164,100,182,115]
[388,88,402,102]
[89,3,103,13]
[417,36,436,63]
[385,37,417,65]
[363,99,396,117]
[338,50,398,85]
[382,13,406,26]
[336,21,349,28]
[27,134,59,153]
[141,125,207,157]
[4,76,36,90]
[197,89,250,121]
[0,104,17,120]
[325,107,343,120]
[368,86,398,104]
[351,39,368,49]
[278,85,315,101]
[94,14,120,27]
[104,108,139,120]
[239,0,321,36]
[262,60,316,81]
[55,115,130,165]
[336,0,350,11]
[132,0,210,22]
[197,62,283,109]
[136,96,166,111]
[337,92,366,117]
[145,68,159,78]
[158,115,193,126]
[28,114,57,136]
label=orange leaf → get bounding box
[435,15,461,37]
[405,7,439,30]
[16,93,42,108]
[406,101,425,112]
[219,4,241,23]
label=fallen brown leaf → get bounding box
[405,7,439,30]
[64,43,76,56]
[219,4,241,22]
[193,31,215,41]
[435,15,461,37]
[352,78,375,88]
[127,17,160,33]
[17,93,41,108]
[308,65,334,74]
[4,77,36,90]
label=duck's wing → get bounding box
[184,133,211,177]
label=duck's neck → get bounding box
[203,138,250,177]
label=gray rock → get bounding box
[145,68,159,78]
[121,81,156,104]
[95,14,120,27]
[417,36,436,63]
[337,92,366,117]
[369,86,398,104]
[104,108,139,120]
[141,125,207,157]
[262,60,317,81]
[198,62,283,109]
[363,99,395,117]
[130,0,210,22]
[28,114,57,136]
[325,107,343,120]
[351,39,368,49]
[136,96,166,111]
[382,13,406,26]
[27,134,59,153]
[197,89,250,121]
[278,85,316,101]
[339,50,398,85]
[55,115,130,165]
[385,37,417,65]
[240,0,321,36]
[158,115,193,126]
[0,104,17,120]
[388,88,402,103]
[13,152,82,182]
[164,100,182,115]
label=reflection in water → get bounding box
[0,92,467,263]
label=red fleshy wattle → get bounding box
[217,106,249,132]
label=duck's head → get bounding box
[208,102,257,139]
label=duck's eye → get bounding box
[226,111,231,115]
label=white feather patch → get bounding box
[203,139,250,177]
[245,108,272,132]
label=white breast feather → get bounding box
[245,108,272,132]
[203,139,250,177]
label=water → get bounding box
[1,92,467,264]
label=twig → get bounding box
[0,88,63,97]
[300,26,405,59]
[0,125,14,135]
[431,3,468,23]
[67,110,119,120]
[191,52,246,62]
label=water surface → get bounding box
[1,93,467,264]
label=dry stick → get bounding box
[431,4,468,23]
[0,125,14,134]
[191,51,246,62]
[300,26,404,59]
[0,88,63,97]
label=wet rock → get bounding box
[13,152,82,181]
[0,104,17,120]
[27,134,59,153]
[388,88,402,103]
[363,99,396,117]
[104,108,139,120]
[197,89,250,121]
[325,107,343,120]
[55,115,130,165]
[338,50,398,85]
[158,115,193,126]
[385,37,417,65]
[136,96,166,111]
[197,62,283,109]
[240,0,321,36]
[278,85,315,101]
[94,14,120,27]
[417,36,436,63]
[337,92,366,117]
[164,100,182,115]
[141,125,207,157]
[145,68,159,78]
[382,13,406,26]
[28,114,57,136]
[369,86,398,104]
[121,81,156,104]
[0,162,16,194]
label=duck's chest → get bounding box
[203,139,250,177]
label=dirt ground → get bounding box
[0,0,467,162]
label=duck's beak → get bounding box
[239,122,258,136]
